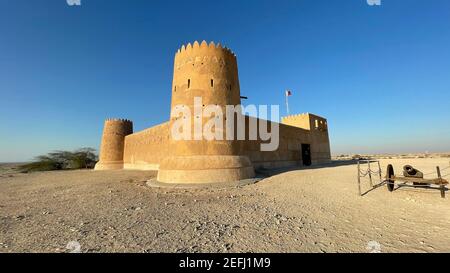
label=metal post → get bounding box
[437,166,445,198]
[377,161,382,183]
[368,160,373,187]
[357,161,362,196]
[285,92,290,115]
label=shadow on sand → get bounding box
[361,181,449,197]
[255,160,358,178]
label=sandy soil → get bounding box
[0,158,449,253]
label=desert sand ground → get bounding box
[0,158,449,253]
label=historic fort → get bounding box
[95,41,331,183]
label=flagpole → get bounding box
[285,90,290,115]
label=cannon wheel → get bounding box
[386,164,395,192]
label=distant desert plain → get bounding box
[1,155,449,253]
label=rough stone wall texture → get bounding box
[169,41,242,157]
[94,119,133,170]
[123,122,170,170]
[240,114,331,169]
[119,113,331,172]
[156,41,255,183]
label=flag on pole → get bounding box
[285,90,292,115]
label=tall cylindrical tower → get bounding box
[157,41,255,183]
[95,118,133,170]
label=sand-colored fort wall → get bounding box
[167,41,242,157]
[157,41,255,183]
[241,113,330,169]
[282,113,331,164]
[123,122,170,170]
[95,119,133,170]
[117,113,330,172]
[95,41,331,183]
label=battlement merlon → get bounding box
[105,118,133,123]
[281,113,328,132]
[174,41,237,69]
[175,40,236,58]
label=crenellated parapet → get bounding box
[281,113,328,132]
[102,118,133,135]
[105,118,133,123]
[174,40,237,70]
[282,113,311,121]
[176,40,236,56]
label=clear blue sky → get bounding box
[1,0,450,162]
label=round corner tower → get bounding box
[95,118,133,170]
[157,40,255,183]
[170,40,241,109]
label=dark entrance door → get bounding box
[301,144,311,166]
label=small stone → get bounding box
[222,243,232,251]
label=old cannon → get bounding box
[403,165,425,185]
[385,164,448,198]
[403,165,423,179]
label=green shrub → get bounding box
[19,148,98,173]
[70,148,98,169]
